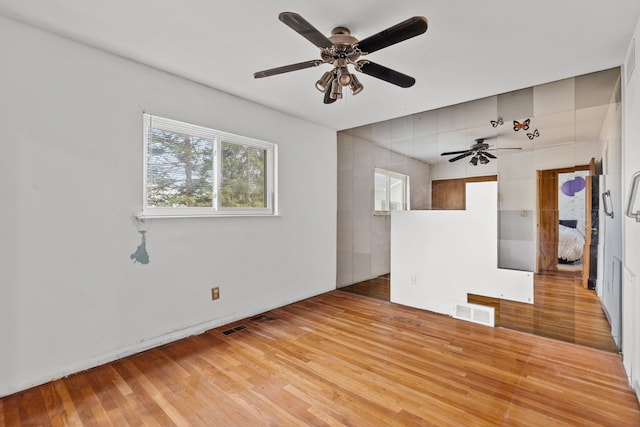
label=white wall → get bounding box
[337,132,430,287]
[391,182,534,315]
[621,15,640,400]
[0,17,337,397]
[494,141,603,272]
[495,150,537,271]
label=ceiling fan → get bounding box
[440,138,522,165]
[253,12,428,103]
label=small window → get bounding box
[143,114,277,217]
[374,168,409,215]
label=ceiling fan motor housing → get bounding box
[330,27,357,43]
[326,28,361,70]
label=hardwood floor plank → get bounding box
[109,359,175,426]
[62,374,113,427]
[340,271,619,353]
[342,271,618,353]
[50,381,86,426]
[2,291,639,426]
[12,384,53,427]
[1,396,21,427]
[83,370,137,427]
[339,275,390,301]
[499,271,619,352]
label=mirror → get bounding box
[336,67,621,351]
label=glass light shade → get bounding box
[330,78,342,99]
[315,71,334,92]
[349,74,364,95]
[337,66,351,86]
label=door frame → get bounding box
[581,158,597,289]
[536,163,591,273]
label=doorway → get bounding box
[536,163,591,282]
[556,169,591,272]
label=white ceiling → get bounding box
[1,1,639,131]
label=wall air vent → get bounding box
[626,38,635,84]
[453,303,495,327]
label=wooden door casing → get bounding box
[536,163,591,274]
[537,169,559,272]
[582,158,597,289]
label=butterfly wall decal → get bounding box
[527,129,540,140]
[490,117,504,127]
[513,118,530,131]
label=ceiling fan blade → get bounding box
[441,150,470,156]
[487,147,522,152]
[483,151,497,159]
[448,152,474,162]
[357,16,428,54]
[254,60,323,78]
[356,61,415,88]
[278,12,334,49]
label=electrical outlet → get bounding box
[211,287,220,300]
[409,274,417,285]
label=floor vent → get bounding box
[221,324,247,336]
[251,314,275,323]
[453,303,495,327]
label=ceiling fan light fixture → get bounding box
[330,78,343,99]
[337,66,351,86]
[469,156,479,166]
[315,71,334,92]
[349,73,364,95]
[479,154,489,165]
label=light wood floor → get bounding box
[342,271,619,353]
[499,270,619,353]
[339,274,390,300]
[2,291,639,426]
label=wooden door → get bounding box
[537,169,559,272]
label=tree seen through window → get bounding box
[147,129,213,208]
[221,142,266,208]
[143,114,276,216]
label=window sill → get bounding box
[136,212,280,219]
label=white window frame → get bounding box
[374,168,410,215]
[141,114,277,218]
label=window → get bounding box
[374,168,409,215]
[142,114,277,217]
